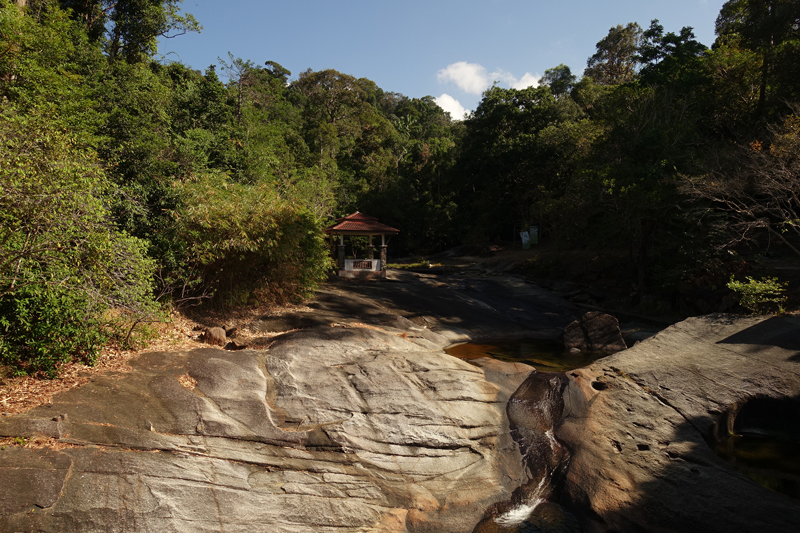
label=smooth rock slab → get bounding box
[0,324,532,533]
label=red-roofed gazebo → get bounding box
[324,212,399,278]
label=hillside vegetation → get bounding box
[1,0,798,376]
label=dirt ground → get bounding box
[0,302,314,417]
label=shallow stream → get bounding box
[444,338,609,372]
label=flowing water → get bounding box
[493,476,549,528]
[467,362,582,532]
[445,338,608,372]
[449,338,612,532]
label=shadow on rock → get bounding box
[717,316,800,354]
[555,314,800,532]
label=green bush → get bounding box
[172,171,331,306]
[0,284,108,377]
[0,106,159,377]
[727,276,788,315]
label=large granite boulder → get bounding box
[0,323,533,532]
[16,271,800,532]
[557,314,800,532]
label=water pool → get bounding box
[445,338,609,372]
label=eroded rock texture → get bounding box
[0,325,533,532]
[557,314,800,533]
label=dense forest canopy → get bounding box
[1,0,798,375]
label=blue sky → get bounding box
[160,0,727,119]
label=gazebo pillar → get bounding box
[367,235,375,260]
[337,234,345,270]
[380,234,388,272]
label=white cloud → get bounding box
[437,62,540,95]
[434,94,468,121]
[488,68,540,89]
[509,72,540,90]
[488,68,515,87]
[437,62,489,95]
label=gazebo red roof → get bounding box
[324,212,399,235]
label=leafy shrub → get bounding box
[0,284,108,377]
[0,107,159,376]
[727,276,788,315]
[172,171,331,306]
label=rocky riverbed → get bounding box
[1,270,799,532]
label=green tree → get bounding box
[716,0,800,116]
[172,172,330,305]
[165,63,237,177]
[98,60,180,251]
[703,38,763,135]
[264,60,291,85]
[636,20,709,88]
[0,107,157,376]
[585,23,643,85]
[0,0,105,139]
[294,68,371,162]
[58,0,201,62]
[588,81,707,293]
[365,96,459,253]
[541,64,577,98]
[456,85,586,240]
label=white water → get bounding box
[494,475,548,527]
[494,429,561,527]
[545,429,559,452]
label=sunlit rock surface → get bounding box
[8,271,797,532]
[0,330,534,532]
[1,271,578,533]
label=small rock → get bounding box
[224,341,247,351]
[564,311,627,352]
[199,327,227,346]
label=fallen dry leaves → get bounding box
[0,303,311,416]
[176,373,198,390]
[0,434,80,451]
[0,313,202,416]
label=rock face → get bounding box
[6,268,799,533]
[473,371,579,532]
[556,314,800,533]
[563,311,626,352]
[0,272,579,532]
[0,324,533,532]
